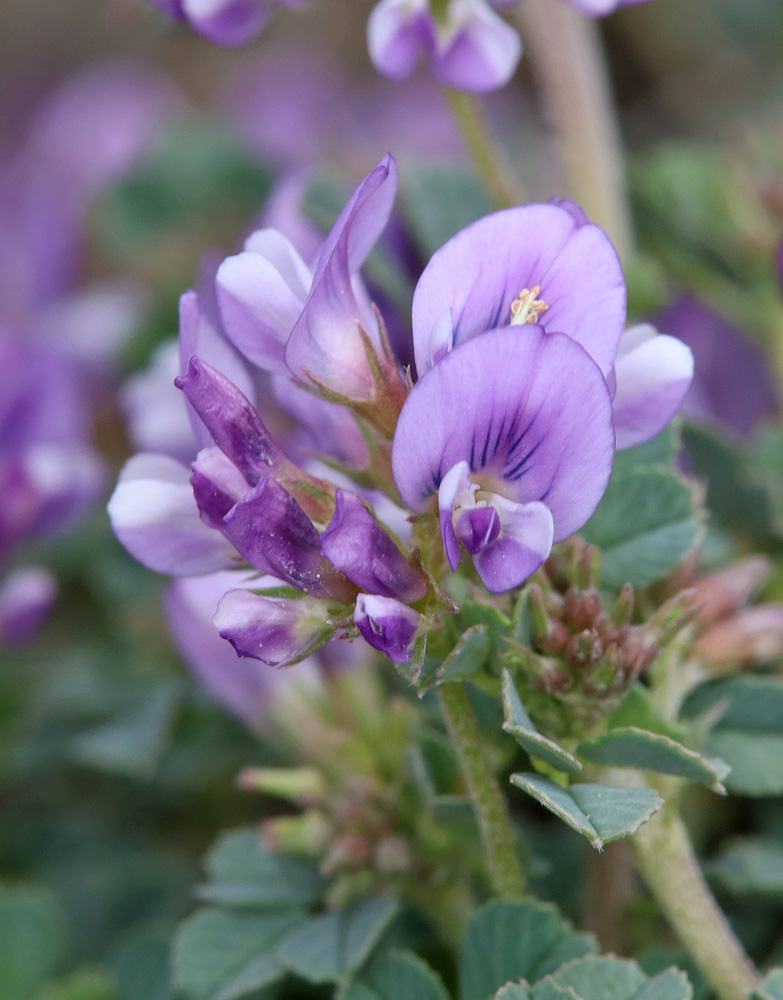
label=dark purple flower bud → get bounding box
[320,489,427,603]
[215,588,332,667]
[175,356,284,485]
[354,593,421,663]
[224,478,356,600]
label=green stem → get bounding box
[438,682,525,898]
[632,800,759,1000]
[516,0,633,258]
[443,89,520,209]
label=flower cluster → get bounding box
[110,155,693,675]
[146,0,652,91]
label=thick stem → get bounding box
[443,89,520,209]
[438,682,525,898]
[632,802,759,1000]
[516,0,633,258]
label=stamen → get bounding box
[509,285,549,326]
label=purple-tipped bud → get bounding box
[214,589,332,667]
[224,478,356,601]
[175,357,283,486]
[455,505,502,555]
[354,594,421,663]
[320,489,427,603]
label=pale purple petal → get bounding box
[438,461,474,571]
[216,250,307,373]
[367,0,431,80]
[0,567,58,644]
[433,0,521,93]
[23,443,105,538]
[412,203,626,377]
[472,498,553,593]
[243,229,314,300]
[392,327,615,542]
[272,376,369,468]
[563,0,651,13]
[354,593,421,663]
[182,0,270,46]
[285,156,398,397]
[108,453,235,575]
[191,446,250,528]
[612,324,694,450]
[175,357,284,484]
[123,340,195,462]
[320,489,427,602]
[215,588,332,666]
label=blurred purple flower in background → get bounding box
[0,62,176,641]
[146,0,308,47]
[654,296,778,438]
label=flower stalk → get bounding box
[631,799,760,1000]
[438,681,526,899]
[443,88,520,209]
[516,0,633,258]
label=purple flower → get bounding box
[411,202,693,450]
[0,568,58,644]
[653,296,778,438]
[354,594,422,663]
[392,327,615,592]
[367,0,521,93]
[215,589,334,666]
[216,156,399,400]
[146,0,307,47]
[563,0,652,13]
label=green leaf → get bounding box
[575,728,728,792]
[581,467,702,589]
[754,970,783,1000]
[199,828,326,908]
[681,677,783,795]
[0,885,66,1000]
[612,425,680,476]
[69,683,180,779]
[510,775,663,849]
[344,951,450,1000]
[460,900,596,1000]
[172,908,302,1000]
[607,687,683,741]
[705,837,783,899]
[113,929,172,1000]
[550,957,691,1000]
[275,897,399,985]
[214,953,283,1000]
[501,671,582,776]
[33,969,116,1000]
[400,162,494,260]
[434,626,492,687]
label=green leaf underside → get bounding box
[581,467,701,589]
[493,959,691,1000]
[342,951,450,1000]
[401,163,494,260]
[681,678,783,795]
[510,775,663,849]
[612,425,680,475]
[502,671,582,776]
[435,625,493,686]
[575,728,728,791]
[705,838,783,898]
[754,970,783,1000]
[200,828,326,908]
[460,900,596,1000]
[0,885,66,1000]
[274,897,400,985]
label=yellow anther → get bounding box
[509,285,549,326]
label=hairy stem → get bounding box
[632,801,759,1000]
[438,682,525,898]
[444,89,520,209]
[516,0,633,258]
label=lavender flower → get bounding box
[411,201,693,449]
[392,327,615,592]
[146,0,307,47]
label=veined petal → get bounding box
[216,250,305,373]
[472,498,553,593]
[320,489,427,602]
[175,357,284,484]
[392,327,615,543]
[223,477,355,599]
[285,156,398,398]
[354,593,421,663]
[215,588,332,667]
[612,325,694,450]
[412,203,626,377]
[433,0,521,93]
[108,453,235,575]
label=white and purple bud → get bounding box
[354,594,422,663]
